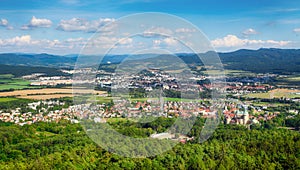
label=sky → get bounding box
[0,0,300,54]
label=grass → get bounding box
[0,74,14,79]
[203,69,252,76]
[0,78,36,91]
[94,96,113,103]
[285,76,300,82]
[0,97,18,102]
[251,102,290,107]
[275,75,300,86]
[106,118,127,123]
[245,89,300,99]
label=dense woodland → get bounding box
[0,65,68,77]
[0,118,299,169]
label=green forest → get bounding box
[0,119,299,170]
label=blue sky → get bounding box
[0,0,300,54]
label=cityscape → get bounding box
[0,0,299,169]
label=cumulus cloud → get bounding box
[57,18,115,33]
[0,35,59,47]
[0,33,137,54]
[242,28,258,36]
[211,34,290,51]
[163,37,178,46]
[0,19,8,26]
[0,35,81,54]
[0,18,13,30]
[293,28,300,33]
[21,16,52,30]
[0,35,31,46]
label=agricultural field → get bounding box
[0,75,38,91]
[0,88,107,100]
[245,88,300,99]
[0,74,14,79]
[275,75,300,86]
[203,69,254,76]
[284,76,300,82]
[0,97,18,102]
[251,101,290,107]
[20,94,75,100]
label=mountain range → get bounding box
[0,48,299,74]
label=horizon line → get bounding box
[0,47,299,56]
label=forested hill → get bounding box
[0,48,299,73]
[219,48,300,73]
[0,64,68,77]
[0,53,76,68]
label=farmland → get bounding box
[0,97,18,102]
[245,88,300,99]
[0,76,38,91]
[0,88,107,100]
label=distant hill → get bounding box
[0,53,76,68]
[219,48,300,73]
[0,64,68,77]
[0,48,299,74]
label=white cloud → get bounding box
[57,18,115,33]
[293,28,300,33]
[153,39,161,46]
[211,34,290,51]
[0,18,13,30]
[30,16,52,27]
[0,19,8,26]
[212,35,244,47]
[119,38,133,45]
[0,35,31,46]
[175,28,196,33]
[163,37,178,46]
[21,16,52,30]
[0,35,86,54]
[143,27,173,37]
[0,35,132,54]
[242,28,258,36]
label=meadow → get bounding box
[0,75,38,91]
[0,97,18,102]
[245,88,300,99]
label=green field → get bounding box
[275,75,300,85]
[0,78,37,91]
[203,69,253,76]
[285,76,300,82]
[0,74,14,79]
[251,102,290,107]
[0,97,18,102]
[245,89,300,99]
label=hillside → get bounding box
[0,48,299,74]
[0,64,68,77]
[0,53,76,68]
[219,48,300,73]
